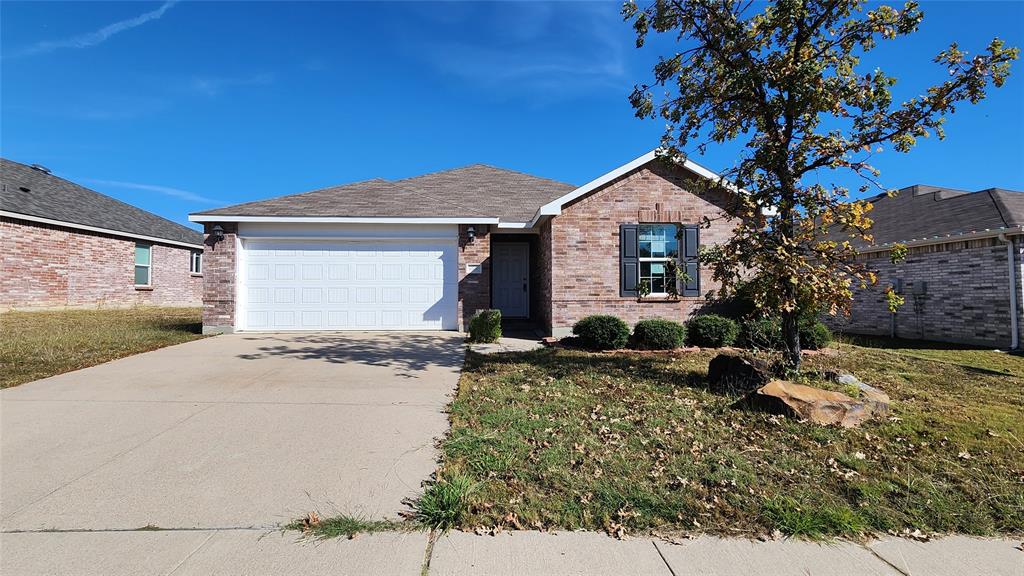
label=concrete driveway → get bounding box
[0,332,464,532]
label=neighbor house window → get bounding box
[135,243,152,286]
[637,224,679,294]
[190,250,202,274]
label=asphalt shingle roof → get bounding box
[1,158,203,246]
[850,185,1024,247]
[194,164,575,222]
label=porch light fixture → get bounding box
[466,225,476,242]
[211,224,225,242]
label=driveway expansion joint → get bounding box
[652,539,679,576]
[862,541,912,576]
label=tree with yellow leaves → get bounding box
[624,0,1017,370]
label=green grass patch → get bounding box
[835,334,1024,375]
[435,345,1024,538]
[0,307,204,388]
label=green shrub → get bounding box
[687,314,739,347]
[632,319,686,350]
[412,474,478,530]
[572,315,630,350]
[468,309,502,343]
[800,321,833,350]
[740,316,784,351]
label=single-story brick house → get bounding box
[826,184,1024,349]
[1,158,204,309]
[190,150,735,336]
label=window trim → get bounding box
[189,250,203,275]
[637,223,679,297]
[134,243,152,288]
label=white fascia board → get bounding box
[537,150,658,218]
[1,210,204,249]
[532,149,733,223]
[496,221,533,229]
[855,226,1024,253]
[189,215,499,224]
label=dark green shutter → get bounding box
[682,225,700,297]
[620,224,638,297]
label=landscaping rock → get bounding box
[736,380,890,427]
[836,374,891,419]
[707,353,775,393]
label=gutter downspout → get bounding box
[998,233,1020,350]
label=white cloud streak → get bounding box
[13,1,178,57]
[189,73,276,97]
[82,178,218,205]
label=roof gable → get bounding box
[0,158,203,246]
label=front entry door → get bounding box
[492,243,529,318]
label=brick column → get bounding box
[202,222,237,334]
[457,224,491,330]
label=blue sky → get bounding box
[2,1,1022,231]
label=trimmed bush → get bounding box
[468,309,502,343]
[573,315,630,350]
[800,321,833,350]
[687,314,739,348]
[632,319,686,350]
[740,316,784,351]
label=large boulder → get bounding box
[707,353,774,394]
[736,379,890,427]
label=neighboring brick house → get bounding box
[1,158,204,309]
[825,185,1024,349]
[189,150,735,336]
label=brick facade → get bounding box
[825,235,1024,348]
[201,222,238,333]
[458,224,491,330]
[0,217,202,309]
[546,162,735,336]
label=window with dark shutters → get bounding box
[619,223,700,298]
[620,224,639,297]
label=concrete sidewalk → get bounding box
[2,529,1020,575]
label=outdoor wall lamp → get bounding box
[466,225,476,242]
[211,224,225,242]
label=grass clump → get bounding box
[762,496,867,538]
[411,474,478,530]
[468,309,502,343]
[632,319,686,350]
[287,513,406,539]
[573,315,630,350]
[686,314,739,347]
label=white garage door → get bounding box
[239,239,458,331]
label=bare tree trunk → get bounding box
[782,308,801,372]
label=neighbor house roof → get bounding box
[1,158,203,248]
[848,185,1024,250]
[191,164,575,224]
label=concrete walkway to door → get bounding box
[1,332,463,536]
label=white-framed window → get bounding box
[190,250,202,274]
[134,243,152,286]
[637,223,679,294]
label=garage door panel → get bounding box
[240,239,457,331]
